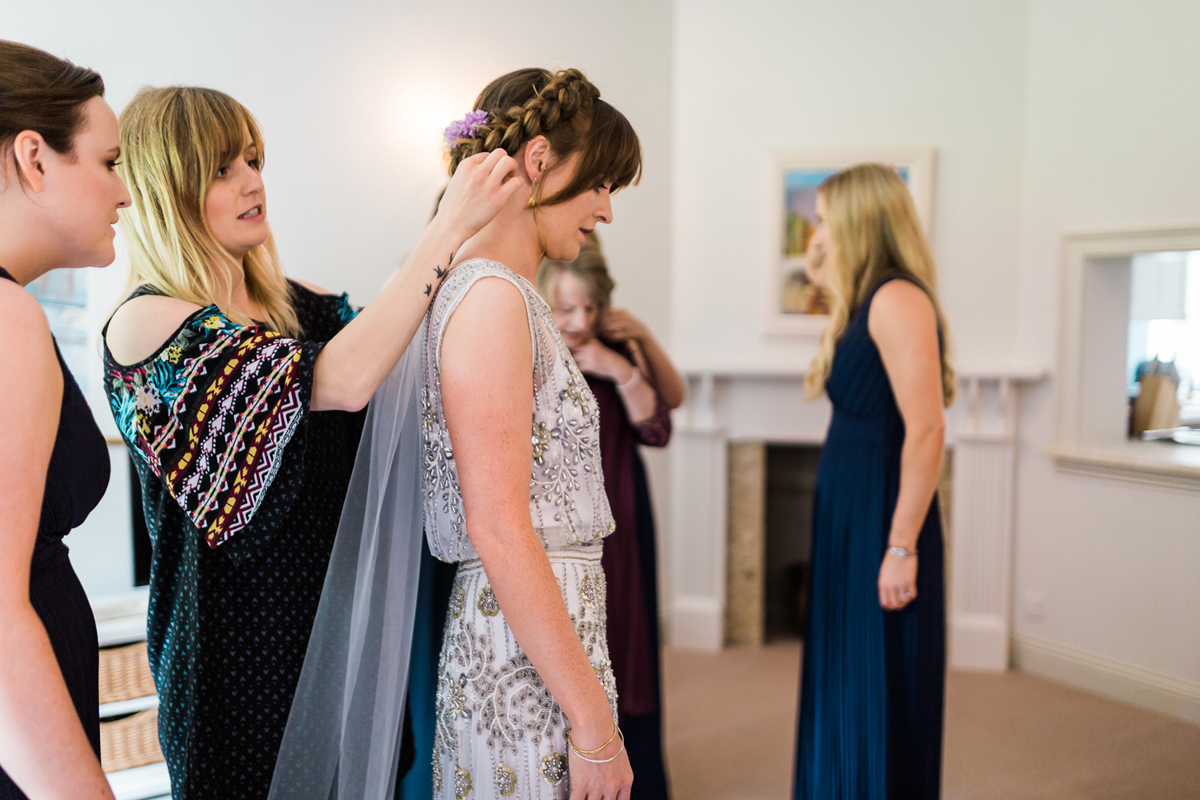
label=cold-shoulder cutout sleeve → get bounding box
[104,306,321,549]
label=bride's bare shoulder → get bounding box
[106,294,206,367]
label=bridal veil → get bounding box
[268,328,426,800]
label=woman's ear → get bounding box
[10,130,49,192]
[522,135,551,180]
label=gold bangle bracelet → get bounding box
[567,722,618,755]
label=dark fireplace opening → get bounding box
[764,444,821,642]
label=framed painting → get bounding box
[764,147,936,336]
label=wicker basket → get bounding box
[100,707,163,773]
[98,641,156,705]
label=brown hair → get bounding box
[537,232,614,330]
[447,68,641,207]
[0,40,104,168]
[118,86,300,337]
[805,163,956,407]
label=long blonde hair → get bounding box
[805,163,956,407]
[117,86,300,336]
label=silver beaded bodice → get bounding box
[421,258,616,563]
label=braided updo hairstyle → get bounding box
[447,68,641,207]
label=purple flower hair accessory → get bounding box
[443,110,490,146]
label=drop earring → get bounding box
[528,164,543,209]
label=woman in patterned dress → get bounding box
[423,68,641,800]
[101,86,518,799]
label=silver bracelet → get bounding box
[570,728,625,764]
[887,545,917,559]
[616,369,641,390]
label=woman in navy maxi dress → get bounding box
[793,164,952,800]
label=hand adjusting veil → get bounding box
[268,328,426,800]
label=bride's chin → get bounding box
[545,242,582,264]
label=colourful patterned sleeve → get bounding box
[105,308,320,549]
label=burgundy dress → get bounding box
[585,341,672,800]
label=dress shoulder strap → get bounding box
[858,272,945,351]
[863,272,917,306]
[427,259,541,356]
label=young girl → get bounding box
[102,86,517,799]
[0,40,127,800]
[423,67,641,800]
[538,235,683,800]
[794,163,953,800]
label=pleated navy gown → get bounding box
[794,274,946,800]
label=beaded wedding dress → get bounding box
[421,259,618,799]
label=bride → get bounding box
[425,67,641,800]
[269,67,642,800]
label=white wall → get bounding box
[671,0,1029,372]
[7,0,676,596]
[1010,1,1200,712]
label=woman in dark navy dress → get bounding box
[793,164,956,800]
[0,41,130,800]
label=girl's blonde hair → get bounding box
[117,86,300,336]
[805,163,956,407]
[536,232,614,332]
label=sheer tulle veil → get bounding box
[267,328,427,800]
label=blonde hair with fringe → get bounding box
[117,86,300,337]
[805,163,956,407]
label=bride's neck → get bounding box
[454,202,544,284]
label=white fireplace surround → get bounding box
[667,365,1045,672]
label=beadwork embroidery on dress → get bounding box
[422,259,615,563]
[422,260,619,799]
[434,552,616,800]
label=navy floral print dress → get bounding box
[103,282,364,800]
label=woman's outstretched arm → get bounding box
[0,288,114,800]
[311,150,519,410]
[870,279,946,612]
[441,277,633,799]
[105,149,520,413]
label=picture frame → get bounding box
[764,147,937,337]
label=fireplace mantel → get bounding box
[667,364,1046,672]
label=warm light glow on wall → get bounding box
[395,86,456,150]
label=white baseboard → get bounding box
[669,597,723,651]
[950,613,1009,671]
[107,762,170,800]
[1012,634,1200,726]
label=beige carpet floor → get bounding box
[661,641,1200,800]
